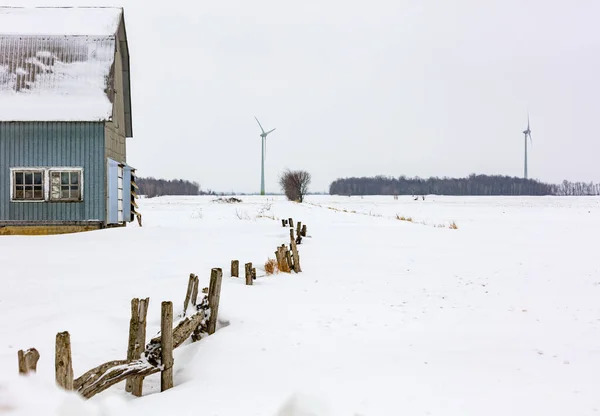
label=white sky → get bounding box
[11,0,600,193]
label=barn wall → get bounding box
[104,25,127,164]
[0,122,106,223]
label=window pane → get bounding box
[61,189,70,199]
[71,173,79,185]
[24,173,33,185]
[15,172,23,185]
[61,173,69,185]
[34,188,43,199]
[34,172,42,184]
[71,188,80,199]
[24,187,33,199]
[15,188,24,199]
[51,172,60,185]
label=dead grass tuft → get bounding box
[449,221,458,229]
[264,258,278,275]
[395,214,413,222]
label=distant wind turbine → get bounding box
[522,114,532,179]
[254,116,276,195]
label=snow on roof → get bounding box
[0,8,123,122]
[0,7,122,36]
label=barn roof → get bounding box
[0,7,133,136]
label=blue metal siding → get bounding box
[0,122,106,223]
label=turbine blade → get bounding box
[527,112,530,130]
[254,116,265,134]
[265,128,276,135]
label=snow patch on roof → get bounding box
[0,25,119,121]
[0,7,122,36]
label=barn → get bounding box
[0,7,138,235]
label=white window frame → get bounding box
[9,167,84,203]
[10,167,46,202]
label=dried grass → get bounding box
[449,221,458,229]
[395,214,413,222]
[264,258,278,275]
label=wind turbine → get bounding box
[254,116,276,195]
[522,114,532,179]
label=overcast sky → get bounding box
[13,0,600,193]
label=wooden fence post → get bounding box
[55,332,73,390]
[297,221,302,237]
[289,218,294,228]
[301,224,307,237]
[160,301,174,392]
[281,219,286,227]
[18,348,39,374]
[290,240,302,273]
[252,268,257,280]
[290,228,295,241]
[208,268,223,335]
[231,260,239,277]
[285,247,293,273]
[245,262,253,286]
[126,297,149,396]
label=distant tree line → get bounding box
[329,175,600,196]
[137,177,215,198]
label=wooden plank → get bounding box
[183,274,195,316]
[208,268,223,335]
[191,275,199,307]
[160,301,174,392]
[55,332,73,390]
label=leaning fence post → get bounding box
[191,275,199,307]
[231,260,239,278]
[160,301,174,392]
[126,297,149,396]
[183,274,196,316]
[290,240,302,273]
[245,262,253,286]
[208,268,223,335]
[55,332,73,390]
[18,348,40,375]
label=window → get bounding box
[12,170,45,201]
[50,170,82,201]
[10,167,83,202]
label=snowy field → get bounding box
[1,195,600,415]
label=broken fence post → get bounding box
[208,268,223,335]
[288,218,294,228]
[290,239,302,273]
[18,348,40,375]
[301,224,307,237]
[55,332,74,391]
[231,260,239,278]
[281,219,287,227]
[126,297,149,396]
[245,262,253,286]
[252,268,257,280]
[161,301,174,392]
[297,221,302,237]
[183,274,196,316]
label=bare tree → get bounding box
[279,169,311,202]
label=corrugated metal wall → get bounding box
[0,122,106,223]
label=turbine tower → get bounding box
[522,114,532,179]
[254,116,276,195]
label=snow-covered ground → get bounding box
[1,195,599,415]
